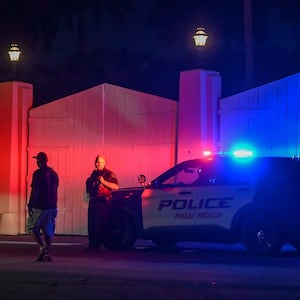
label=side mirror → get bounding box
[138,174,146,185]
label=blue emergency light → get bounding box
[230,144,255,163]
[232,149,254,158]
[202,145,255,160]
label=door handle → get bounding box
[179,191,191,195]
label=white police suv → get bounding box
[105,153,300,255]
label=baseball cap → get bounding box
[32,152,48,162]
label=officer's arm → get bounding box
[100,177,119,190]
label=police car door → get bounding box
[142,161,206,230]
[193,159,257,230]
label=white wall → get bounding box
[220,73,300,157]
[28,83,177,235]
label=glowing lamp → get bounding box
[8,44,21,62]
[193,27,208,47]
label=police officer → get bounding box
[85,155,119,251]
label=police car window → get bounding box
[215,162,256,185]
[162,167,200,186]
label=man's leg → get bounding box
[87,199,101,250]
[30,229,45,248]
[98,201,110,246]
[41,208,57,261]
[26,209,48,261]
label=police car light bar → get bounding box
[232,149,254,158]
[203,150,213,157]
[202,147,254,159]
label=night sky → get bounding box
[1,0,300,106]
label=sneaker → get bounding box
[36,246,48,262]
[43,254,52,262]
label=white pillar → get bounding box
[177,69,222,162]
[0,81,33,234]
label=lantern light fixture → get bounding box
[8,43,21,62]
[193,27,208,47]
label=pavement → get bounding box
[0,234,88,257]
[1,234,240,300]
[1,235,300,300]
[0,234,168,300]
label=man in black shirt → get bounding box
[26,152,59,261]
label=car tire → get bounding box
[152,238,177,248]
[104,212,136,251]
[241,213,283,256]
[291,242,300,252]
[290,237,300,253]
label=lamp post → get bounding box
[193,27,208,47]
[8,43,21,80]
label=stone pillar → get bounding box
[177,69,221,163]
[0,81,33,234]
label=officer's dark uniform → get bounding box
[86,168,118,250]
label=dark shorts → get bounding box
[26,208,57,238]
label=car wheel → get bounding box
[290,237,300,253]
[104,212,136,251]
[291,241,300,252]
[152,238,177,248]
[241,214,283,256]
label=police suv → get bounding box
[105,154,300,255]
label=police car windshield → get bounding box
[153,159,210,187]
[151,156,300,188]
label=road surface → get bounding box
[0,235,300,299]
